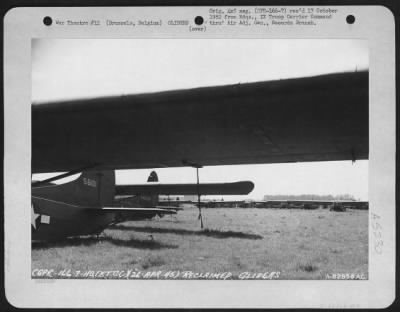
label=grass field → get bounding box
[32,207,368,280]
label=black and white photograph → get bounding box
[31,39,369,280]
[3,5,395,309]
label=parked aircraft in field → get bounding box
[31,170,254,240]
[201,199,368,210]
[31,71,368,240]
[115,171,252,210]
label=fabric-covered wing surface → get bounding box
[32,71,368,173]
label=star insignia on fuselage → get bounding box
[31,204,40,230]
[31,204,51,230]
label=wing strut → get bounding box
[184,160,204,228]
[196,166,204,229]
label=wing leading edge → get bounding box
[32,71,368,173]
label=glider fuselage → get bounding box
[31,170,117,240]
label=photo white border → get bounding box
[4,6,396,308]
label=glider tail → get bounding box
[143,171,159,207]
[77,170,116,207]
[128,171,159,207]
[147,171,159,182]
[114,171,160,207]
[32,170,116,207]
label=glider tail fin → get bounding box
[32,170,116,207]
[76,170,116,207]
[144,171,159,207]
[121,171,159,207]
[115,171,160,207]
[147,171,159,182]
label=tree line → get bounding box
[263,194,356,201]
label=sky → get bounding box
[32,39,368,102]
[32,39,369,200]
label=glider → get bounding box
[31,71,368,240]
[31,170,254,240]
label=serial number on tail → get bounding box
[83,177,97,187]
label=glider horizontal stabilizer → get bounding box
[97,207,177,215]
[155,205,184,211]
[115,181,254,196]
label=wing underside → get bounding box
[32,72,368,173]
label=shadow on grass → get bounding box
[296,261,319,273]
[32,236,178,250]
[109,225,263,240]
